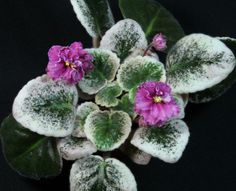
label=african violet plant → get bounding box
[1,0,236,190]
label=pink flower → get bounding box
[134,81,180,127]
[152,33,167,51]
[46,42,93,84]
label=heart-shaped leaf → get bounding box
[73,102,100,138]
[112,94,137,119]
[0,115,62,179]
[190,37,236,103]
[95,82,122,107]
[84,110,132,151]
[117,56,166,92]
[100,19,147,61]
[12,75,78,137]
[79,49,120,95]
[119,0,185,51]
[131,120,190,163]
[166,34,236,94]
[57,136,97,161]
[70,155,137,191]
[70,0,114,37]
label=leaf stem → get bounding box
[92,37,101,48]
[102,152,111,159]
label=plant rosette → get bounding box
[1,0,236,190]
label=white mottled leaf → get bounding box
[131,120,190,163]
[190,37,236,103]
[13,75,78,137]
[84,110,132,151]
[70,0,114,37]
[167,33,236,94]
[73,102,100,138]
[79,49,120,95]
[95,82,122,107]
[57,136,97,161]
[70,155,137,191]
[100,19,147,61]
[117,56,166,92]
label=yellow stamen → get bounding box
[65,61,76,69]
[65,61,70,67]
[153,96,162,103]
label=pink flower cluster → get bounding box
[46,42,93,84]
[135,81,180,127]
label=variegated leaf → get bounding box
[70,155,137,191]
[100,19,147,61]
[131,120,190,163]
[166,34,236,94]
[57,136,97,160]
[84,110,132,151]
[13,75,78,137]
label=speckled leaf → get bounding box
[117,56,166,92]
[100,19,147,61]
[166,34,236,94]
[131,120,190,163]
[112,94,137,119]
[70,155,137,191]
[190,37,236,103]
[95,82,122,107]
[84,111,132,151]
[79,49,120,95]
[70,0,114,37]
[12,75,78,137]
[0,115,62,179]
[73,102,100,138]
[119,0,185,51]
[57,136,97,160]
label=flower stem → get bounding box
[143,44,153,56]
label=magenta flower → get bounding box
[46,42,93,84]
[134,81,180,127]
[152,33,167,51]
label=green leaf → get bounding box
[131,120,190,163]
[73,102,100,138]
[190,37,236,103]
[84,110,132,151]
[117,55,166,91]
[166,34,236,94]
[95,82,122,107]
[57,136,97,161]
[79,49,120,95]
[100,19,147,61]
[119,0,185,51]
[12,75,78,137]
[0,115,62,179]
[112,94,137,119]
[70,155,137,191]
[70,0,114,37]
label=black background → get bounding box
[0,0,236,190]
